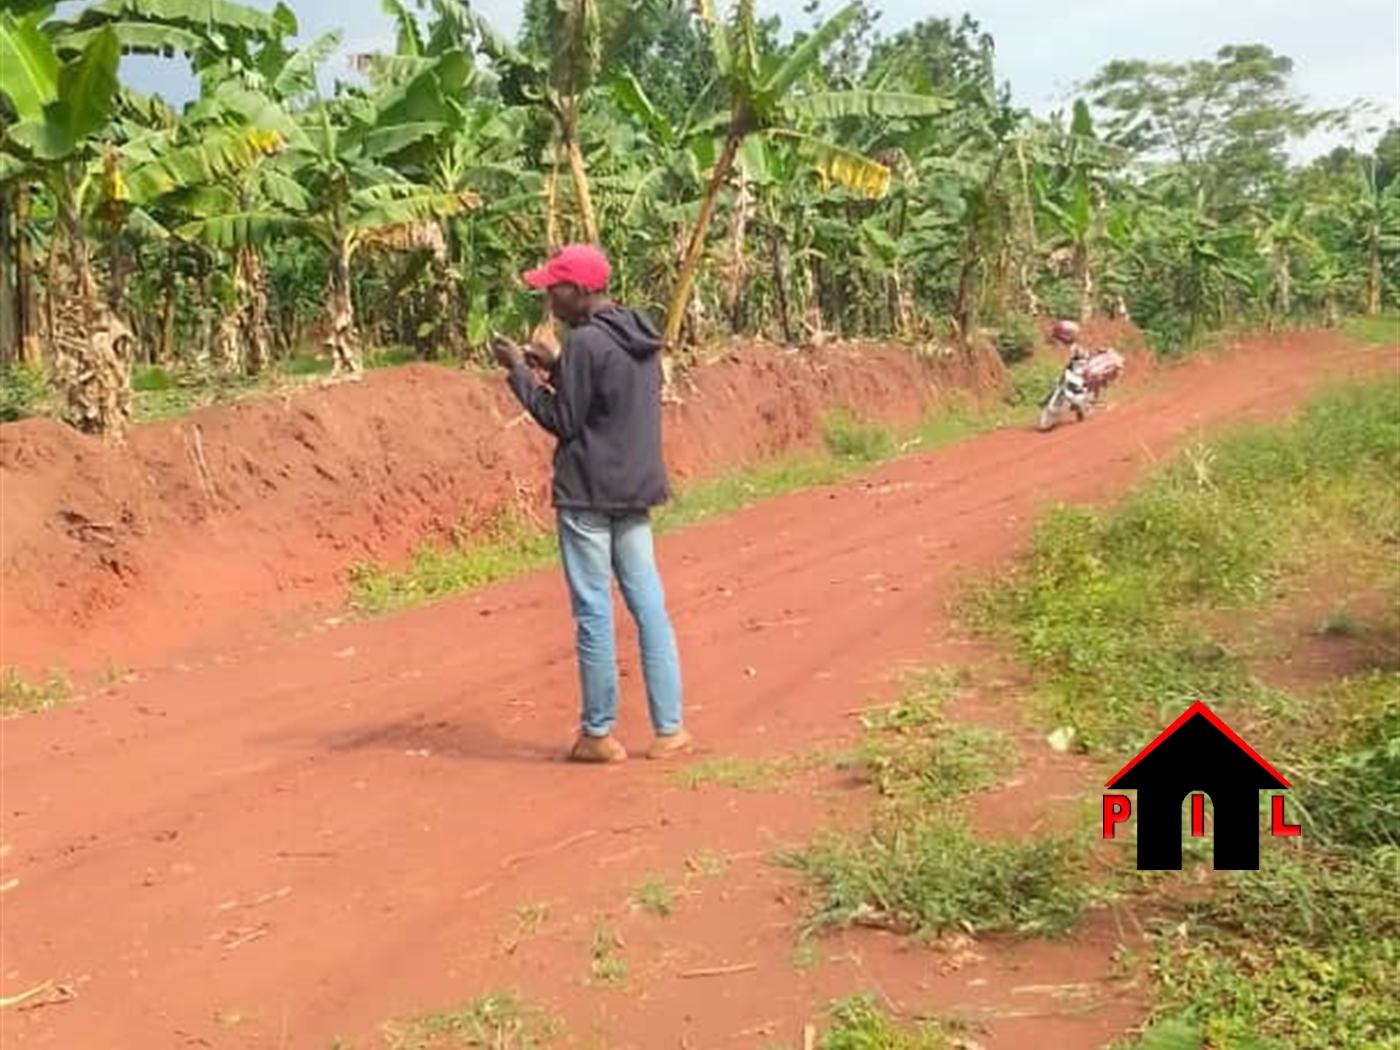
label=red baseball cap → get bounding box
[522,244,611,292]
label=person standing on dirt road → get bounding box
[491,244,692,765]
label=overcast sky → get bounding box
[111,0,1399,157]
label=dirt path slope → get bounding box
[1,331,1394,1050]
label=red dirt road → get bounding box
[1,331,1395,1049]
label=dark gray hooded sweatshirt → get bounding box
[507,305,670,514]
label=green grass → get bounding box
[0,667,71,718]
[667,749,839,791]
[823,408,899,463]
[788,810,1088,940]
[587,926,627,986]
[839,671,1016,803]
[345,356,1067,614]
[783,668,1087,940]
[1,362,52,422]
[1342,312,1400,346]
[963,376,1400,1050]
[348,508,558,614]
[380,992,557,1050]
[813,994,971,1050]
[630,875,676,917]
[967,377,1400,754]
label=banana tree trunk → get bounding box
[48,179,132,438]
[16,186,39,366]
[159,244,177,365]
[326,236,361,376]
[544,151,561,251]
[238,246,273,375]
[1368,237,1381,316]
[769,227,792,345]
[953,237,980,344]
[0,185,16,365]
[563,133,599,245]
[726,163,751,333]
[1074,240,1094,323]
[1276,256,1292,320]
[663,131,743,353]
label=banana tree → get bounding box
[662,0,950,355]
[1033,99,1123,322]
[423,0,604,245]
[182,88,480,375]
[0,16,134,436]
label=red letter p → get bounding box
[1103,794,1132,839]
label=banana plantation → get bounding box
[1,0,1397,438]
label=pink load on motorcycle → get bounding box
[1051,318,1123,389]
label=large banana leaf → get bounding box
[202,83,305,145]
[56,21,204,57]
[270,30,339,100]
[0,10,59,121]
[370,49,473,128]
[381,0,424,57]
[611,70,673,149]
[179,209,312,249]
[768,129,891,199]
[353,179,478,214]
[785,90,952,122]
[760,1,860,100]
[255,166,310,210]
[56,26,122,143]
[123,127,283,204]
[354,122,445,162]
[57,0,281,38]
[6,26,120,161]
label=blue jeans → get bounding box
[556,509,684,738]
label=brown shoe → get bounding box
[647,729,694,760]
[569,733,627,764]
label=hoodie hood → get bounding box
[586,305,662,360]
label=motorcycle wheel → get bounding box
[1037,392,1061,432]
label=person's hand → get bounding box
[524,343,559,370]
[491,333,523,370]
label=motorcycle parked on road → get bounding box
[1036,347,1125,432]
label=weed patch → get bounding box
[0,667,71,718]
[822,409,898,463]
[789,811,1087,939]
[841,673,1015,803]
[381,992,557,1050]
[587,926,627,986]
[785,670,1086,939]
[348,509,556,614]
[815,993,971,1049]
[630,876,675,917]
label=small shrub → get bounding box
[787,810,1088,939]
[823,409,897,463]
[819,994,964,1050]
[1,667,71,718]
[994,312,1039,364]
[382,992,556,1050]
[0,363,50,422]
[132,365,176,392]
